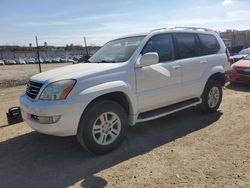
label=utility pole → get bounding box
[84,37,89,56]
[35,36,42,73]
[231,30,234,48]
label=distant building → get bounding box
[44,42,47,47]
[29,43,32,48]
[220,29,250,48]
[222,39,232,48]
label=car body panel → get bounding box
[229,59,250,83]
[20,27,229,136]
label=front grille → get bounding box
[26,80,43,99]
[235,67,250,76]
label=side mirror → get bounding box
[138,52,159,67]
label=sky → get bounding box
[0,0,249,46]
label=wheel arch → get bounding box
[86,91,132,115]
[208,72,226,86]
[201,65,226,92]
[78,81,137,125]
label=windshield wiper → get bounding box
[98,60,117,63]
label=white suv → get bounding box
[20,27,230,154]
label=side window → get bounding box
[142,34,174,62]
[175,33,199,59]
[198,34,220,55]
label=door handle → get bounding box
[172,65,181,69]
[200,60,207,64]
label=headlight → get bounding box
[39,79,76,100]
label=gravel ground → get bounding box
[0,83,249,188]
[0,63,72,88]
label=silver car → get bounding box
[16,59,26,64]
[0,60,4,65]
[5,59,16,65]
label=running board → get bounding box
[137,97,201,122]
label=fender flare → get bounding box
[201,65,225,92]
[78,80,138,116]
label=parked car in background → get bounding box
[73,56,80,61]
[59,56,67,63]
[26,58,36,64]
[67,57,76,63]
[229,54,250,84]
[43,58,52,64]
[233,47,250,62]
[4,59,16,65]
[38,58,44,64]
[77,54,91,63]
[60,56,74,63]
[0,60,4,65]
[16,58,26,64]
[52,57,61,63]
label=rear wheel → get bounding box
[197,79,222,113]
[77,100,128,154]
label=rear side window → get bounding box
[175,33,199,59]
[198,34,220,55]
[142,34,174,62]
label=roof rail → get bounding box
[150,28,167,32]
[150,26,215,33]
[167,26,214,32]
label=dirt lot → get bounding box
[0,83,249,188]
[0,63,72,88]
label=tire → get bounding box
[77,100,128,155]
[197,79,223,113]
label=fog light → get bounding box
[31,115,61,124]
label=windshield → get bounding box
[238,50,246,55]
[244,54,250,60]
[238,49,250,55]
[89,36,145,63]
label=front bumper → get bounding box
[229,71,250,84]
[20,93,87,136]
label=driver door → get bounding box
[135,34,182,113]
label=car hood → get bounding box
[233,54,248,59]
[232,59,250,68]
[31,63,123,83]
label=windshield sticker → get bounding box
[125,41,140,46]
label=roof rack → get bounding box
[150,28,166,32]
[150,26,214,33]
[167,26,214,32]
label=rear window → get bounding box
[175,33,199,59]
[198,34,220,55]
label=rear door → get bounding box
[174,32,207,99]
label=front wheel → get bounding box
[197,79,223,113]
[77,100,128,154]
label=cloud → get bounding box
[158,9,250,31]
[222,0,232,5]
[16,21,71,27]
[5,1,250,46]
[15,13,129,28]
